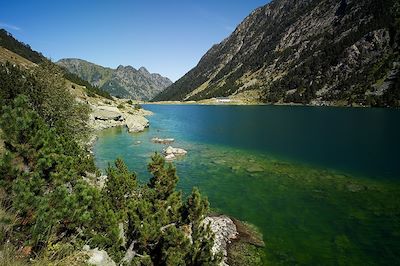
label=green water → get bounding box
[94,105,400,265]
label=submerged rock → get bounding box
[246,165,264,173]
[231,166,241,171]
[346,183,365,192]
[152,137,175,144]
[226,219,265,266]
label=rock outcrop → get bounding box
[204,216,238,266]
[88,103,151,133]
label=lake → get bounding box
[94,104,400,265]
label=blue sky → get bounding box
[0,0,268,81]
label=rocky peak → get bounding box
[116,65,136,72]
[57,59,172,100]
[139,66,149,74]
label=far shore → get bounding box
[140,99,390,108]
[147,100,266,106]
[138,100,363,108]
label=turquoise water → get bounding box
[94,105,400,265]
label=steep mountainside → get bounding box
[154,0,400,106]
[57,58,172,100]
[0,29,45,64]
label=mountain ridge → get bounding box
[154,0,400,107]
[57,58,172,100]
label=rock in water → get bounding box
[165,154,176,160]
[163,146,187,160]
[246,165,264,173]
[152,137,175,144]
[125,114,149,133]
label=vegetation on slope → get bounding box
[0,63,220,265]
[153,0,400,107]
[0,29,45,64]
[0,29,113,100]
[60,67,113,100]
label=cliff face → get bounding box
[57,58,172,100]
[154,0,400,106]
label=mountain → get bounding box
[0,29,45,64]
[57,58,173,100]
[154,0,400,107]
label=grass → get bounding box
[0,47,37,69]
[0,243,89,266]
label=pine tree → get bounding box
[103,158,137,214]
[148,153,178,200]
[184,188,221,265]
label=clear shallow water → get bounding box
[94,104,400,265]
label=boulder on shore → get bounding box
[92,106,122,121]
[204,216,238,266]
[125,115,149,133]
[88,104,150,133]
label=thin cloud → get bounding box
[0,22,21,31]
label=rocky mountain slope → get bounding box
[154,0,400,107]
[57,58,172,100]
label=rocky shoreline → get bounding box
[88,103,152,133]
[82,98,152,152]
